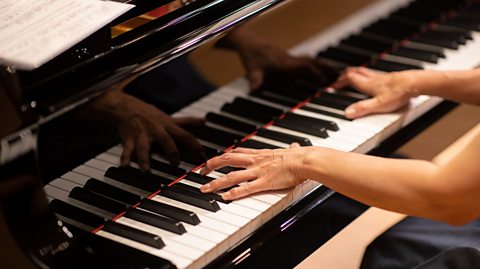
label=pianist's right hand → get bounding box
[88,89,205,171]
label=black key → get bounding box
[84,179,141,205]
[283,112,339,131]
[251,90,299,107]
[311,95,351,110]
[170,183,229,204]
[222,103,272,123]
[216,166,244,174]
[125,208,186,235]
[257,128,312,146]
[232,98,284,118]
[103,221,165,249]
[69,187,127,214]
[160,187,221,212]
[185,172,215,185]
[444,17,480,31]
[50,199,105,228]
[317,47,371,66]
[341,35,394,53]
[78,232,175,269]
[368,59,422,72]
[261,85,312,101]
[412,33,459,49]
[193,125,242,148]
[321,92,365,105]
[363,20,419,40]
[180,145,218,166]
[149,159,186,177]
[274,119,329,138]
[139,198,200,225]
[390,47,440,63]
[237,139,280,149]
[105,166,170,193]
[301,104,352,121]
[206,112,257,134]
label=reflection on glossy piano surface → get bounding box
[1,0,480,268]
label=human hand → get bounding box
[92,90,204,171]
[333,67,417,119]
[199,144,314,200]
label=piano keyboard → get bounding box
[43,0,480,268]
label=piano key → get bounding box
[221,103,271,124]
[232,97,284,118]
[317,47,371,66]
[105,166,164,193]
[84,178,141,205]
[103,220,165,249]
[256,128,312,146]
[283,111,339,131]
[367,59,423,72]
[205,112,257,134]
[114,217,207,264]
[69,187,127,214]
[216,166,244,174]
[192,125,242,148]
[274,118,329,139]
[96,230,193,269]
[390,47,440,63]
[237,138,280,149]
[169,183,229,204]
[160,188,220,212]
[75,164,151,197]
[139,198,201,225]
[151,195,238,236]
[45,184,116,218]
[301,104,352,121]
[124,208,186,235]
[251,90,299,107]
[50,199,105,228]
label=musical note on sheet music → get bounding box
[0,0,133,70]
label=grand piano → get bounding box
[1,0,480,268]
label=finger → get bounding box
[341,70,376,96]
[173,117,205,130]
[152,125,181,166]
[121,136,135,166]
[345,97,385,119]
[247,69,264,91]
[135,132,151,172]
[229,147,259,154]
[167,124,205,160]
[289,142,301,148]
[200,169,257,193]
[221,180,265,200]
[201,152,255,175]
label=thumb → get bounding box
[345,98,382,119]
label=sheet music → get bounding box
[0,0,134,70]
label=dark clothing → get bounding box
[361,217,480,269]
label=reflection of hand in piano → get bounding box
[219,26,339,91]
[86,88,205,171]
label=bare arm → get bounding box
[201,127,480,225]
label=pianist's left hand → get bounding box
[333,67,416,119]
[200,143,311,200]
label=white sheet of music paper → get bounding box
[0,0,134,70]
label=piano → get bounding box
[1,0,480,268]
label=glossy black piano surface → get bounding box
[3,0,479,268]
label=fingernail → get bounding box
[200,183,211,192]
[221,191,231,200]
[345,107,356,118]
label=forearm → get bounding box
[299,148,460,222]
[409,68,480,105]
